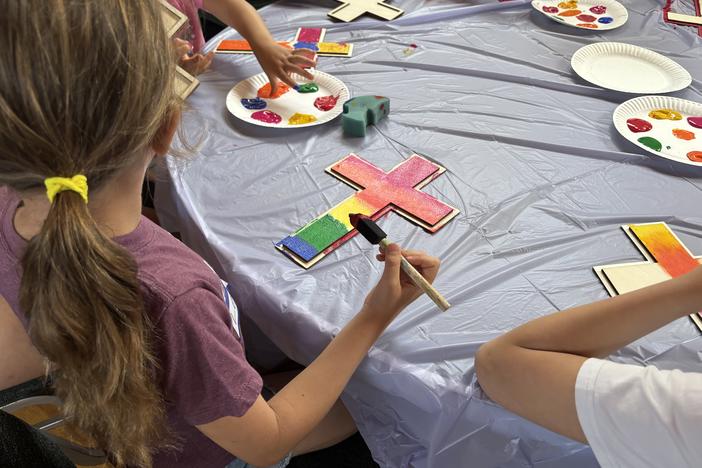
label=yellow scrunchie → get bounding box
[45,175,89,204]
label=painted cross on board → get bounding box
[594,222,702,332]
[663,0,702,37]
[276,154,459,268]
[216,27,353,58]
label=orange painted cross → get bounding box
[594,222,702,331]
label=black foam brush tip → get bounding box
[349,214,387,245]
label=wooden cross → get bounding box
[216,27,353,57]
[594,222,702,331]
[276,154,459,268]
[328,0,404,22]
[663,0,702,37]
[160,0,199,99]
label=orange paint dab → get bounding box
[577,23,598,28]
[559,9,581,16]
[257,82,291,99]
[687,151,702,162]
[673,129,695,141]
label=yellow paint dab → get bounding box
[649,109,682,121]
[288,113,317,125]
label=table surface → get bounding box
[160,1,702,466]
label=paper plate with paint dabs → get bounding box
[531,0,628,31]
[226,70,350,128]
[614,96,702,167]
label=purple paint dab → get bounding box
[241,97,267,110]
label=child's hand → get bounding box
[180,51,214,76]
[363,244,441,323]
[173,38,214,76]
[252,41,316,93]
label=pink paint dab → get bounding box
[251,110,282,124]
[542,6,559,13]
[589,5,606,14]
[688,117,702,129]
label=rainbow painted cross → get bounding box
[215,27,353,57]
[276,153,459,268]
[594,222,702,331]
[663,0,702,37]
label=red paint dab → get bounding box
[542,6,558,13]
[590,5,607,14]
[314,95,339,112]
[626,118,652,133]
[576,14,596,22]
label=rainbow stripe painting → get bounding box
[594,222,702,332]
[276,153,459,268]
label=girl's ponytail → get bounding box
[20,185,163,467]
[0,1,180,465]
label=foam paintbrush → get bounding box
[349,214,450,312]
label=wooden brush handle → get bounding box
[380,239,451,312]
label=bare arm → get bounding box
[475,266,702,443]
[202,0,314,89]
[198,247,440,466]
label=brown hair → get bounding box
[0,1,178,465]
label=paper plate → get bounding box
[572,42,692,94]
[226,70,350,128]
[531,0,628,30]
[613,96,702,166]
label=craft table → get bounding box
[157,1,702,466]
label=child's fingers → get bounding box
[289,55,316,68]
[275,72,298,89]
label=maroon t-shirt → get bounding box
[0,187,262,468]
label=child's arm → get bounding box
[475,265,702,443]
[196,246,439,466]
[203,0,315,90]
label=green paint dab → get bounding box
[638,136,662,152]
[296,82,319,93]
[296,214,349,250]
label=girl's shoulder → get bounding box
[115,217,226,324]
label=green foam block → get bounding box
[341,95,390,137]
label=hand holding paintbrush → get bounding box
[350,214,451,311]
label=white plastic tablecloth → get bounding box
[158,1,702,466]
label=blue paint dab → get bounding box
[294,41,319,52]
[279,236,318,261]
[598,17,614,24]
[241,98,267,110]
